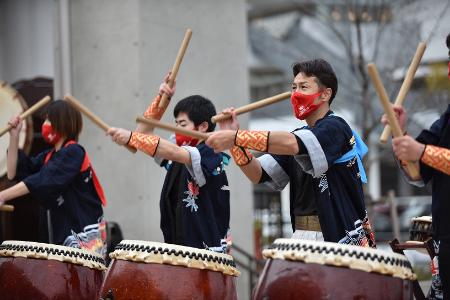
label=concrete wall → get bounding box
[69,0,252,297]
[0,0,4,78]
[0,0,54,83]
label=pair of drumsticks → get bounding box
[84,36,425,181]
[56,29,292,146]
[0,29,291,212]
[0,31,427,213]
[368,42,427,180]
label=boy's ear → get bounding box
[198,121,209,133]
[321,88,332,103]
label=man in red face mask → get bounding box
[206,59,375,248]
[382,33,450,299]
[107,75,232,254]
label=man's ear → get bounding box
[198,121,209,133]
[320,88,332,103]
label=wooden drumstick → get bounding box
[136,116,209,140]
[367,63,420,179]
[0,95,51,137]
[64,94,137,153]
[0,204,14,212]
[211,92,292,124]
[380,42,426,143]
[158,29,193,109]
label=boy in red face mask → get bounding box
[0,100,107,255]
[107,75,231,253]
[206,59,375,248]
[381,33,450,299]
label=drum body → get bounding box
[409,216,433,242]
[253,239,415,300]
[100,240,239,300]
[1,78,52,244]
[0,240,106,300]
[0,80,33,177]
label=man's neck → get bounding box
[305,106,330,127]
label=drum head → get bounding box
[0,81,33,177]
[110,240,240,276]
[263,239,416,280]
[411,216,432,223]
[0,240,106,270]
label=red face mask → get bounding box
[41,122,61,145]
[290,91,323,120]
[175,133,198,147]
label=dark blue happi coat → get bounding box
[259,111,375,247]
[159,142,231,253]
[416,104,450,242]
[15,143,104,246]
[409,104,450,300]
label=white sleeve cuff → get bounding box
[258,154,289,191]
[395,156,425,187]
[293,129,328,178]
[182,146,206,187]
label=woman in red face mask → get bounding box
[0,100,107,256]
[41,119,62,145]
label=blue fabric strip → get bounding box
[334,129,368,183]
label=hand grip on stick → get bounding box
[0,205,14,212]
[136,116,208,141]
[158,29,193,109]
[64,94,137,153]
[367,63,420,179]
[0,95,52,137]
[211,92,291,123]
[379,42,426,143]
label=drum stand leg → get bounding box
[389,239,426,300]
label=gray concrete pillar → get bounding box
[69,0,252,297]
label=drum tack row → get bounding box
[0,238,417,300]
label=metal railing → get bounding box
[232,243,266,299]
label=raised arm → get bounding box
[393,135,450,177]
[205,106,298,156]
[207,108,291,184]
[381,105,408,134]
[135,73,176,135]
[6,116,22,180]
[107,127,191,165]
[229,146,262,183]
[206,129,299,156]
[421,145,450,176]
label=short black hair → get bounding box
[292,58,338,104]
[446,33,450,49]
[47,99,83,141]
[173,95,216,132]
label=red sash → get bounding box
[44,141,107,206]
